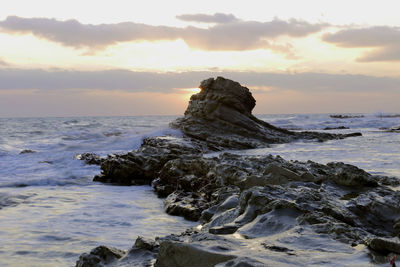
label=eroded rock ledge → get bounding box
[76,78,400,267]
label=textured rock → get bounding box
[171,77,361,150]
[164,191,209,221]
[326,162,378,187]
[367,238,400,254]
[155,240,236,267]
[261,243,295,254]
[134,236,157,251]
[93,136,202,185]
[209,225,239,235]
[88,144,400,256]
[75,153,104,165]
[75,246,125,267]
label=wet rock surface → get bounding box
[76,246,126,267]
[77,77,399,266]
[367,237,400,254]
[75,153,105,165]
[93,137,203,185]
[155,240,236,267]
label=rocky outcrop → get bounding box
[171,77,361,150]
[93,136,203,185]
[76,77,400,266]
[92,77,361,186]
[79,149,400,266]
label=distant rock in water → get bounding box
[330,114,364,119]
[323,126,350,130]
[19,149,36,154]
[388,126,400,132]
[103,131,122,137]
[171,77,361,150]
[379,126,400,133]
[376,114,400,118]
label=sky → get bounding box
[0,0,399,117]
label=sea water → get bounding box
[0,114,399,266]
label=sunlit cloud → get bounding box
[0,15,326,56]
[322,26,400,62]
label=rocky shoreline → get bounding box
[76,77,400,266]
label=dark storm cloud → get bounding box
[0,68,398,93]
[322,26,400,62]
[176,13,239,23]
[0,16,325,52]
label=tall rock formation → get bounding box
[171,77,360,150]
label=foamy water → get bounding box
[0,116,195,266]
[0,114,399,266]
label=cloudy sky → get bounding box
[1,0,399,117]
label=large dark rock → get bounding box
[77,151,400,265]
[164,191,209,221]
[155,240,236,267]
[134,236,157,251]
[75,246,125,267]
[93,136,202,185]
[171,77,361,150]
[367,237,400,254]
[75,153,104,165]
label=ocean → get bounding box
[0,114,399,266]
